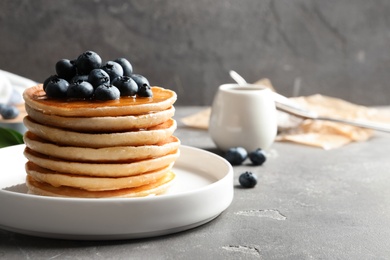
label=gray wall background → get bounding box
[0,0,390,106]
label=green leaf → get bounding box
[0,127,24,148]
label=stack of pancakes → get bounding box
[22,85,180,198]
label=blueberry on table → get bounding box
[88,69,110,88]
[67,81,94,99]
[239,171,258,188]
[75,50,102,75]
[248,148,267,166]
[94,85,120,100]
[225,147,247,165]
[55,59,76,81]
[114,58,133,76]
[102,61,124,81]
[0,105,19,120]
[112,76,138,96]
[45,77,69,98]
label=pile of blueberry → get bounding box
[224,147,267,188]
[43,50,152,101]
[0,104,19,120]
[225,147,266,166]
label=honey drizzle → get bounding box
[31,86,172,109]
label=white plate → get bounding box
[0,145,233,240]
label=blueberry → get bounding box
[70,74,89,83]
[94,84,120,101]
[137,84,153,97]
[114,58,133,76]
[131,74,153,97]
[43,75,59,91]
[112,76,138,96]
[131,74,150,89]
[0,105,19,120]
[225,147,247,165]
[239,171,257,188]
[75,50,102,75]
[248,148,267,166]
[88,69,110,88]
[67,81,94,99]
[45,77,69,98]
[55,59,76,81]
[102,61,124,81]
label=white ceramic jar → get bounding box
[209,83,277,152]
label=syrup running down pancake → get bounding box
[23,85,177,117]
[25,104,176,132]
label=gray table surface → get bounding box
[1,106,390,260]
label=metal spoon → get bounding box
[229,70,390,133]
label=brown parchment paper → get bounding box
[181,79,390,150]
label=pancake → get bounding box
[25,104,175,132]
[26,172,176,198]
[26,162,173,191]
[23,85,177,117]
[23,147,180,177]
[22,80,179,198]
[24,132,180,162]
[24,116,177,148]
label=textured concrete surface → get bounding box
[1,0,390,106]
[1,107,390,259]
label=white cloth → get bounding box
[0,70,37,105]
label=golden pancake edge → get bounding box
[24,116,177,148]
[25,104,175,132]
[24,132,180,162]
[26,162,174,191]
[24,147,180,177]
[26,172,176,198]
